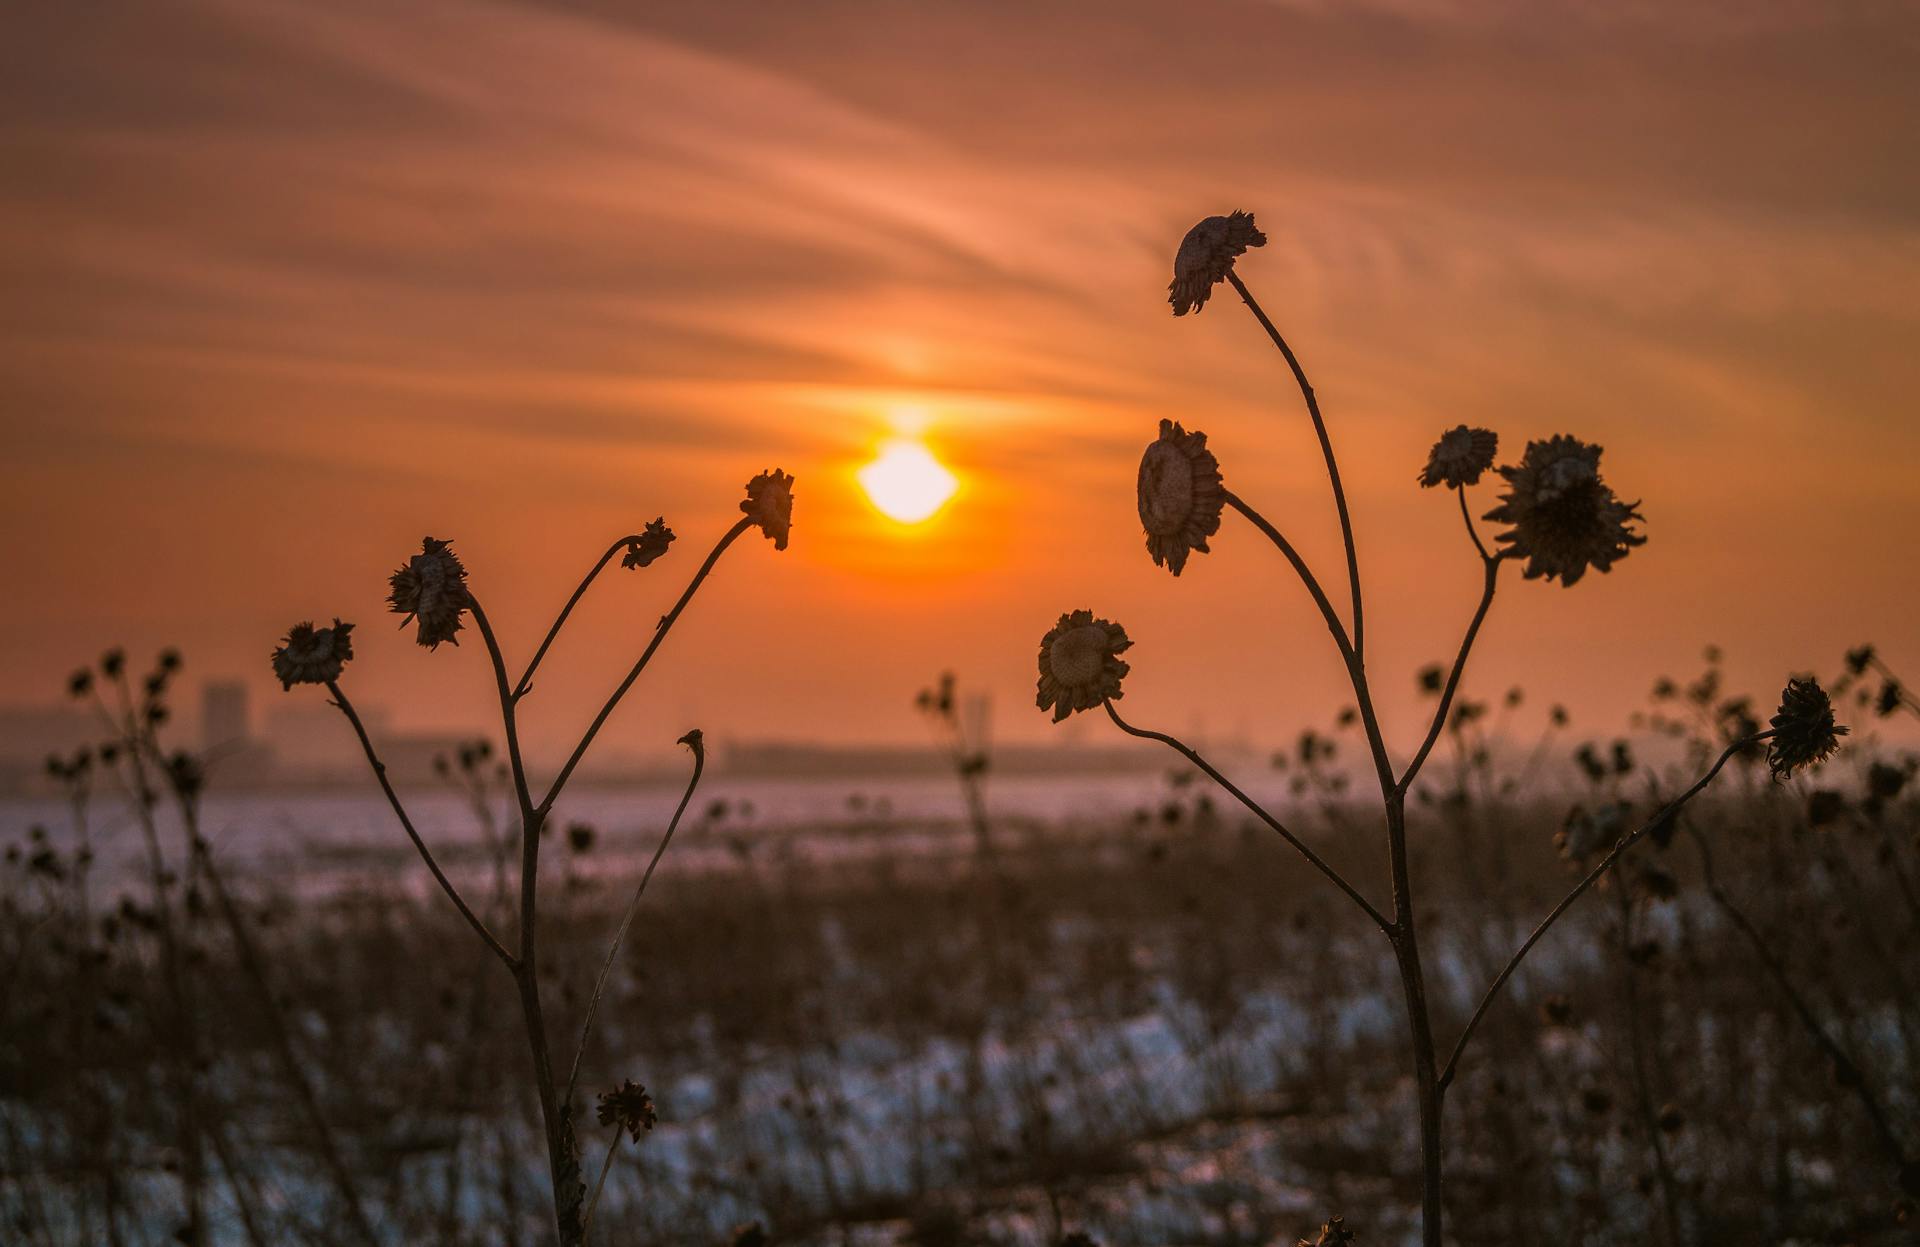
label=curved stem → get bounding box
[540,519,752,815]
[1398,551,1505,797]
[564,732,705,1108]
[1103,700,1390,932]
[1227,492,1397,797]
[1224,492,1353,661]
[515,536,643,702]
[469,597,535,821]
[579,1127,623,1245]
[326,680,516,968]
[1226,270,1365,659]
[1436,732,1770,1093]
[1456,485,1491,562]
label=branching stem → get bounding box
[1103,700,1390,932]
[1437,733,1771,1093]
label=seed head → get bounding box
[1419,425,1499,489]
[741,470,795,551]
[1137,420,1225,576]
[1169,211,1266,316]
[271,620,355,690]
[1035,611,1131,723]
[1484,435,1644,586]
[596,1080,658,1143]
[622,518,676,569]
[388,538,470,650]
[1296,1217,1355,1247]
[1767,677,1846,779]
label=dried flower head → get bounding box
[622,518,676,569]
[596,1080,658,1142]
[1035,611,1131,722]
[1137,420,1225,576]
[67,669,93,699]
[741,470,795,551]
[1297,1217,1355,1247]
[388,538,470,649]
[271,620,355,690]
[1484,435,1645,586]
[1767,677,1846,779]
[1169,210,1266,316]
[1418,425,1499,489]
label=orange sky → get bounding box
[3,0,1917,763]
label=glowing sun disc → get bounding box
[859,440,958,524]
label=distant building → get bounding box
[202,680,250,754]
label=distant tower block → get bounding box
[202,679,251,753]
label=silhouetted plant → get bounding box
[273,472,792,1244]
[915,671,995,858]
[1033,211,1848,1244]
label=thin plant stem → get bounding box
[1226,270,1366,660]
[1399,548,1506,796]
[326,680,516,968]
[1686,823,1919,1194]
[1103,699,1390,931]
[172,791,381,1247]
[1437,732,1771,1093]
[579,1127,623,1245]
[541,518,753,814]
[1457,483,1491,562]
[515,535,646,702]
[1225,492,1396,795]
[564,731,706,1108]
[470,597,535,820]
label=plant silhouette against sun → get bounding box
[272,470,794,1246]
[1035,212,1850,1244]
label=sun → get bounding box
[858,439,958,524]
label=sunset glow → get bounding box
[857,440,958,524]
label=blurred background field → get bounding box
[3,653,1916,1246]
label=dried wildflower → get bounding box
[271,619,355,690]
[1539,994,1573,1026]
[1878,679,1905,718]
[621,518,676,569]
[596,1080,657,1142]
[101,648,125,679]
[1844,644,1876,675]
[1168,210,1266,315]
[1557,801,1630,864]
[1418,425,1499,489]
[166,753,205,802]
[1767,677,1846,779]
[1484,436,1645,586]
[1296,1217,1355,1247]
[1035,611,1131,722]
[1417,664,1444,695]
[1137,419,1225,576]
[741,470,795,551]
[566,822,595,853]
[158,648,183,673]
[1806,789,1847,827]
[388,537,470,649]
[67,669,93,699]
[1867,762,1910,802]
